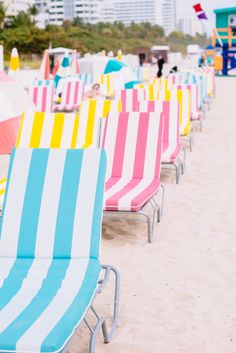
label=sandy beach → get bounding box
[0,77,236,353]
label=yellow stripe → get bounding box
[118,100,122,113]
[15,113,25,148]
[177,89,183,125]
[71,113,79,148]
[107,75,111,93]
[149,85,154,101]
[103,100,111,118]
[83,100,96,148]
[100,75,104,84]
[50,113,65,148]
[10,57,19,71]
[0,178,7,185]
[29,112,45,148]
[165,88,171,101]
[0,188,6,196]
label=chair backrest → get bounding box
[187,83,199,117]
[115,89,145,111]
[16,111,79,149]
[162,100,180,152]
[102,111,163,181]
[78,99,121,148]
[29,84,54,112]
[61,78,85,107]
[78,73,93,86]
[0,148,106,260]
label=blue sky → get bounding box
[176,0,236,25]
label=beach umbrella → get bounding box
[8,48,20,79]
[38,50,50,80]
[71,50,80,75]
[0,71,35,153]
[54,53,72,88]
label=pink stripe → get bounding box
[74,82,79,104]
[111,112,129,177]
[133,90,138,111]
[66,82,71,105]
[121,90,126,112]
[162,101,170,153]
[170,144,181,161]
[33,87,38,108]
[105,177,120,191]
[176,102,180,142]
[133,112,149,178]
[154,112,164,178]
[147,101,155,112]
[42,86,47,112]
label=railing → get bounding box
[212,27,236,47]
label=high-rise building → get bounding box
[114,0,157,25]
[161,0,176,35]
[178,18,204,36]
[3,0,34,16]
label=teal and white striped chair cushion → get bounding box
[0,148,106,353]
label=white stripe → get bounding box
[103,111,119,179]
[71,150,100,258]
[60,114,76,148]
[34,150,66,258]
[143,111,162,179]
[16,259,89,351]
[76,102,90,147]
[0,258,15,287]
[18,111,35,147]
[39,114,54,147]
[0,259,52,333]
[0,149,32,257]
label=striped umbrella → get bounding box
[8,48,20,79]
[71,50,80,75]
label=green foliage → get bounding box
[0,10,209,57]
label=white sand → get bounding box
[0,77,236,353]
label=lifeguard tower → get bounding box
[212,7,236,75]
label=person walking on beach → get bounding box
[157,55,165,78]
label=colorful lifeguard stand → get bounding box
[213,7,236,75]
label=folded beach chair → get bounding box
[187,83,203,131]
[0,147,119,353]
[102,111,164,243]
[138,100,185,183]
[115,89,145,111]
[29,82,54,112]
[54,77,85,112]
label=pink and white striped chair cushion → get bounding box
[137,100,181,163]
[187,84,202,120]
[102,111,164,212]
[28,84,54,112]
[54,78,85,111]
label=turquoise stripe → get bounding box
[53,150,83,259]
[41,259,101,352]
[0,148,16,238]
[0,259,33,310]
[90,151,106,260]
[0,259,70,351]
[17,149,49,258]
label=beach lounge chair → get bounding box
[115,89,145,111]
[54,77,85,112]
[0,147,120,353]
[29,82,54,112]
[188,83,203,131]
[138,100,185,183]
[102,111,164,243]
